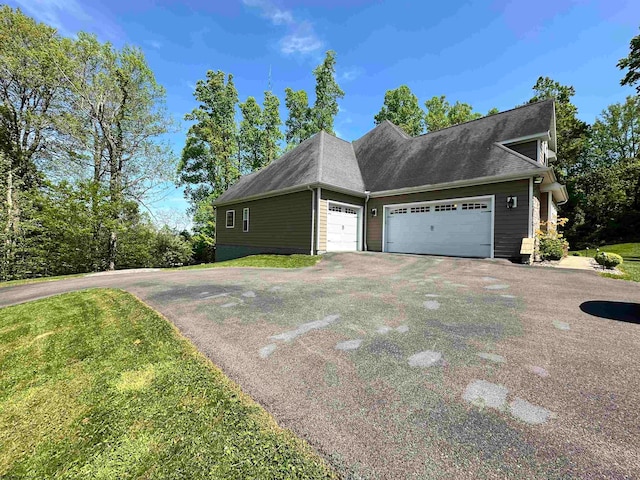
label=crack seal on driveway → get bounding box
[335,339,363,351]
[463,380,508,410]
[259,343,277,358]
[270,314,341,342]
[484,284,510,290]
[423,300,441,310]
[408,350,442,367]
[509,398,554,425]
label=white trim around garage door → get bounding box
[381,194,495,258]
[326,199,364,251]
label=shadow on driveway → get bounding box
[580,301,640,324]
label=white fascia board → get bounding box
[369,172,548,199]
[498,131,550,146]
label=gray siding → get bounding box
[507,141,538,161]
[216,190,313,258]
[367,179,531,259]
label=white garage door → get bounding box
[385,199,492,258]
[327,203,360,251]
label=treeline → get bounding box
[0,7,190,280]
[2,5,639,280]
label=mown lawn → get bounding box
[0,289,335,479]
[0,273,87,289]
[178,254,321,270]
[572,242,640,282]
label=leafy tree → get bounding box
[262,89,283,165]
[239,96,264,172]
[374,85,424,136]
[310,50,344,135]
[618,28,640,93]
[424,95,483,132]
[528,76,589,181]
[63,33,175,270]
[179,70,240,207]
[152,226,193,267]
[487,107,500,115]
[284,87,312,148]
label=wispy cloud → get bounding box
[13,0,119,41]
[145,39,163,49]
[339,67,362,82]
[242,0,323,55]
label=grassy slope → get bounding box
[178,254,321,270]
[0,255,321,289]
[572,243,640,282]
[0,289,335,479]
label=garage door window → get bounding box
[434,204,457,212]
[329,205,342,212]
[344,207,357,215]
[410,206,430,213]
[390,207,407,215]
[461,203,487,210]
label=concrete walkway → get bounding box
[557,255,595,270]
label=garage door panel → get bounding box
[327,203,360,252]
[385,200,492,258]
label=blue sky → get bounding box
[9,0,640,228]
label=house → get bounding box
[213,99,568,262]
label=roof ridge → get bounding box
[317,130,325,183]
[415,98,554,139]
[493,142,546,170]
[383,120,411,139]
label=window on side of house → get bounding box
[243,208,249,232]
[226,210,235,228]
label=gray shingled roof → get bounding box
[214,100,552,205]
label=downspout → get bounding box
[364,190,370,251]
[317,187,322,252]
[308,186,315,255]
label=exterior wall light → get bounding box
[507,196,517,209]
[371,208,377,217]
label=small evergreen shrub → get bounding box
[594,252,623,269]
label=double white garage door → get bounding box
[385,198,493,258]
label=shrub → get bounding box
[594,252,623,269]
[539,237,566,260]
[536,218,569,261]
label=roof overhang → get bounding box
[212,182,367,207]
[540,181,569,204]
[369,170,550,199]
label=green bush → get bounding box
[539,237,566,261]
[595,251,623,269]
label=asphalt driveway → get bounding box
[1,253,639,479]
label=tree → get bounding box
[178,70,239,207]
[64,34,175,270]
[239,96,264,172]
[284,87,312,148]
[310,50,344,135]
[262,89,283,166]
[528,77,589,181]
[424,95,483,132]
[374,85,424,136]
[618,28,640,93]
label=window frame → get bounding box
[225,210,235,228]
[242,207,249,232]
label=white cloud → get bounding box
[242,0,323,55]
[340,67,362,82]
[146,40,162,49]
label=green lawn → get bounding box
[178,254,321,270]
[0,273,87,289]
[572,242,640,282]
[0,289,335,479]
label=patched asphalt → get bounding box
[1,253,639,479]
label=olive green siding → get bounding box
[508,141,538,161]
[366,179,531,259]
[320,189,365,206]
[216,190,312,258]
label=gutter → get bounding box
[308,185,315,255]
[364,190,370,251]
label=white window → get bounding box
[226,210,235,228]
[242,208,249,232]
[434,204,457,212]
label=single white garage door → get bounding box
[327,203,359,251]
[385,199,492,257]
